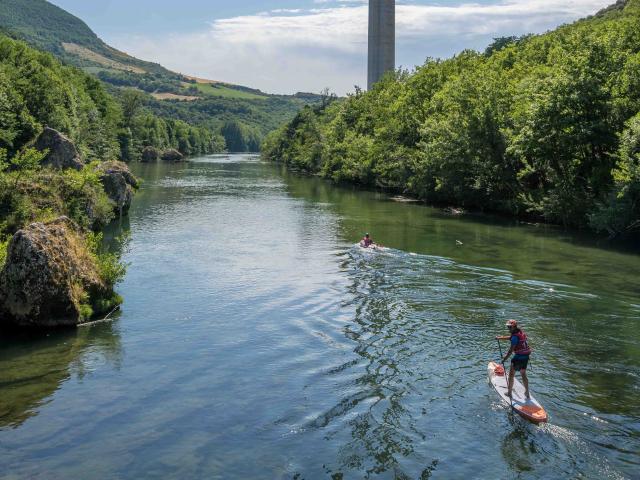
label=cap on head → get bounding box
[505,319,518,328]
[365,233,370,237]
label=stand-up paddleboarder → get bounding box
[496,319,532,399]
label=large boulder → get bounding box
[141,146,160,163]
[0,217,107,329]
[161,148,184,162]
[97,161,139,215]
[34,127,84,170]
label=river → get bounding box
[1,154,639,479]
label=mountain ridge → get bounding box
[0,0,314,99]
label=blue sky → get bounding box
[50,0,613,95]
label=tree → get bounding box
[120,89,145,128]
[590,113,640,235]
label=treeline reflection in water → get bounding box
[0,322,122,429]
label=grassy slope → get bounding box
[0,0,316,101]
[190,82,268,101]
[0,0,171,75]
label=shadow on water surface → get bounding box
[0,321,122,429]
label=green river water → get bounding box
[1,154,639,479]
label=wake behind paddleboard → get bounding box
[488,361,548,424]
[357,243,386,252]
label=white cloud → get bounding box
[112,0,613,95]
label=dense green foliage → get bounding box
[0,147,114,238]
[263,1,640,236]
[0,35,224,164]
[116,89,225,161]
[97,70,184,94]
[0,34,143,313]
[147,94,315,152]
[0,36,121,159]
[0,34,224,237]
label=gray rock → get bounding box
[141,146,160,163]
[97,161,139,215]
[0,217,106,328]
[34,127,84,170]
[161,148,184,162]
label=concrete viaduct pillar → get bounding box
[368,0,395,90]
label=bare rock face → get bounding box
[97,161,139,215]
[161,149,184,162]
[141,146,160,163]
[34,127,84,170]
[0,217,106,328]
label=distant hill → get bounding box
[0,0,175,76]
[0,0,322,150]
[0,0,321,102]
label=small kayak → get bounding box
[488,361,548,424]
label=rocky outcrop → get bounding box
[34,127,84,170]
[0,217,107,328]
[141,146,160,163]
[97,161,139,215]
[161,148,184,162]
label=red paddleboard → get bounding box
[488,361,548,424]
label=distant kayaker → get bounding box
[360,233,375,248]
[496,319,532,399]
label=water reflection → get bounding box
[0,321,121,429]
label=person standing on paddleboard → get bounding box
[496,319,531,399]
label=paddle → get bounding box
[496,338,514,411]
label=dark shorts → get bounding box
[511,355,529,371]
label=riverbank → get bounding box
[0,34,148,329]
[0,155,136,329]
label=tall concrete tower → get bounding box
[368,0,395,90]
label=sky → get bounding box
[49,0,614,95]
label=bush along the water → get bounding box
[262,0,640,236]
[0,149,129,326]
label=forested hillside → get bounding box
[0,34,218,234]
[0,0,184,76]
[263,0,640,236]
[0,0,321,151]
